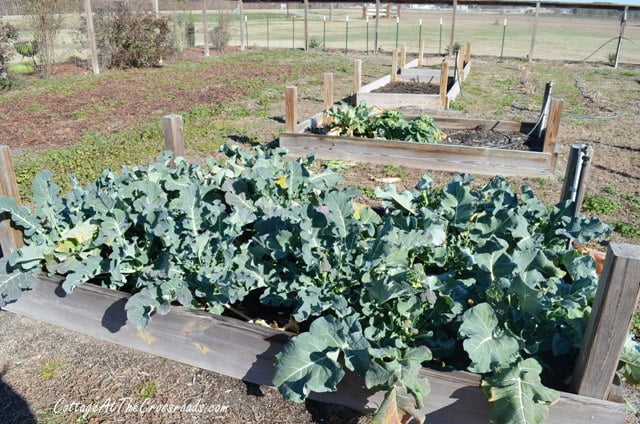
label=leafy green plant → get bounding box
[308,36,321,49]
[135,379,158,400]
[603,186,618,195]
[383,165,405,179]
[0,146,637,423]
[613,221,640,238]
[583,195,620,215]
[325,103,444,143]
[14,40,38,59]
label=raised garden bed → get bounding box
[281,86,562,178]
[3,275,629,424]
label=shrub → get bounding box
[445,41,461,55]
[14,40,38,59]
[94,7,175,68]
[211,9,231,52]
[0,19,17,80]
[308,36,321,49]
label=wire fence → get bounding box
[1,1,639,79]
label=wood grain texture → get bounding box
[572,243,640,399]
[281,133,554,177]
[285,86,298,133]
[465,41,472,64]
[353,59,362,95]
[162,115,185,167]
[543,99,562,153]
[400,45,407,69]
[0,145,24,254]
[440,60,449,108]
[390,49,398,83]
[3,276,628,423]
[418,37,424,67]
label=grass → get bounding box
[39,360,61,381]
[583,195,620,215]
[135,379,158,400]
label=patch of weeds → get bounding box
[27,103,48,114]
[602,186,619,195]
[625,194,640,205]
[383,165,406,179]
[582,195,620,215]
[358,186,375,199]
[448,100,464,111]
[40,360,61,381]
[534,177,552,186]
[632,312,640,335]
[72,102,113,120]
[326,160,356,172]
[135,379,158,400]
[613,221,640,238]
[336,65,349,73]
[620,70,638,78]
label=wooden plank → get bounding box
[285,86,298,133]
[418,37,424,67]
[323,72,334,109]
[357,92,441,110]
[3,276,626,424]
[295,111,324,133]
[400,45,407,69]
[390,49,398,83]
[440,60,449,108]
[360,74,391,92]
[0,145,24,254]
[543,99,562,153]
[281,133,553,177]
[84,0,99,75]
[572,243,640,399]
[162,115,185,168]
[465,41,471,64]
[353,59,362,95]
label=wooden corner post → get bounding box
[285,86,298,133]
[400,45,407,69]
[440,60,449,109]
[543,98,562,154]
[353,59,362,95]
[418,37,424,67]
[572,243,640,399]
[465,41,472,64]
[163,115,185,168]
[323,73,334,110]
[391,49,398,83]
[0,146,24,255]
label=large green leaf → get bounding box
[619,336,640,384]
[273,315,370,402]
[459,303,519,373]
[0,258,38,307]
[482,358,559,424]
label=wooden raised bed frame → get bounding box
[356,44,471,110]
[0,114,637,423]
[281,84,562,178]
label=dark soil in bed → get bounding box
[443,125,540,151]
[371,77,455,94]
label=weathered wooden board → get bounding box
[2,277,627,423]
[401,58,471,81]
[281,132,553,177]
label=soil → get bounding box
[443,125,538,151]
[0,54,289,152]
[371,77,454,95]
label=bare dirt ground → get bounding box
[1,50,640,423]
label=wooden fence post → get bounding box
[353,59,362,95]
[449,0,457,57]
[323,73,334,110]
[457,50,464,82]
[418,37,424,67]
[163,115,185,168]
[614,6,628,69]
[0,146,24,255]
[239,0,245,51]
[374,0,380,54]
[84,0,99,75]
[202,0,209,57]
[152,0,159,15]
[285,86,298,133]
[529,1,540,61]
[465,41,471,64]
[572,243,640,399]
[440,60,449,109]
[542,98,562,154]
[538,81,554,140]
[390,49,398,83]
[399,45,406,69]
[304,0,309,51]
